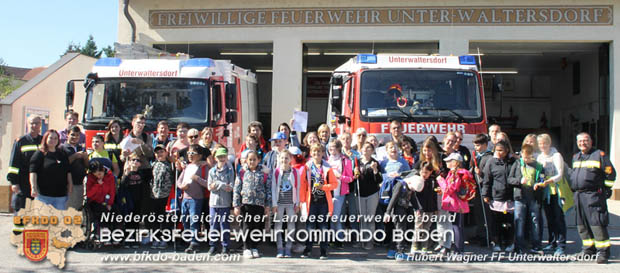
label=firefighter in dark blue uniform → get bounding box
[7,115,42,234]
[570,132,615,264]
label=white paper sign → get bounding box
[120,136,140,152]
[292,111,308,133]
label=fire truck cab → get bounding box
[328,54,487,148]
[66,55,257,154]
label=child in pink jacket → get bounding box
[326,140,353,246]
[437,153,474,254]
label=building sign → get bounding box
[150,6,612,28]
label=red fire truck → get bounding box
[327,54,487,148]
[66,55,257,154]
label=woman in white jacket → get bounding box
[536,133,567,255]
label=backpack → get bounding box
[379,176,407,206]
[455,169,477,201]
[274,168,299,188]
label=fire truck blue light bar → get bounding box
[181,58,214,67]
[357,54,377,64]
[459,55,476,65]
[95,58,122,66]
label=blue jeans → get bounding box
[515,197,542,251]
[331,195,346,240]
[209,207,230,247]
[36,195,68,210]
[306,200,329,254]
[182,198,204,244]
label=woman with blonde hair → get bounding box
[536,133,568,255]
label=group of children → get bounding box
[82,119,566,261]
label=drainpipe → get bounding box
[123,0,136,43]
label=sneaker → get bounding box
[422,248,431,254]
[543,244,556,251]
[528,248,544,255]
[395,252,405,262]
[438,247,449,256]
[434,244,442,252]
[352,242,361,248]
[554,248,565,255]
[131,242,140,249]
[158,242,168,249]
[411,245,420,253]
[251,248,260,258]
[492,245,501,252]
[284,248,292,258]
[151,241,160,249]
[123,242,131,249]
[505,244,515,252]
[277,248,284,258]
[221,246,230,254]
[363,242,374,250]
[387,249,396,259]
[320,250,328,260]
[243,249,254,259]
[301,249,311,258]
[185,245,196,254]
[293,243,306,254]
[207,246,217,255]
[141,236,151,245]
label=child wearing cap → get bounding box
[207,147,235,255]
[436,152,474,254]
[263,132,288,172]
[149,144,174,249]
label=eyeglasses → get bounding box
[188,135,199,139]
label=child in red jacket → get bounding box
[86,161,116,238]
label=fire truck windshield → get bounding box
[84,78,209,125]
[359,70,482,122]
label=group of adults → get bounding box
[6,111,616,263]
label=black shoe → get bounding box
[207,246,217,255]
[596,255,608,264]
[301,248,311,258]
[221,247,229,254]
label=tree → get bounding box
[80,35,102,58]
[0,58,22,99]
[63,35,114,58]
[103,45,115,58]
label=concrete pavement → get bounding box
[2,200,620,272]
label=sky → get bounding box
[0,1,118,68]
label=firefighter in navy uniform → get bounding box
[7,115,42,234]
[570,132,615,264]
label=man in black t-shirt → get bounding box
[60,125,89,210]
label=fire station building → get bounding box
[118,0,619,191]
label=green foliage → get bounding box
[64,35,114,58]
[103,45,115,58]
[0,58,21,99]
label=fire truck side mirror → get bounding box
[226,112,238,124]
[65,81,75,108]
[330,75,344,115]
[225,83,238,110]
